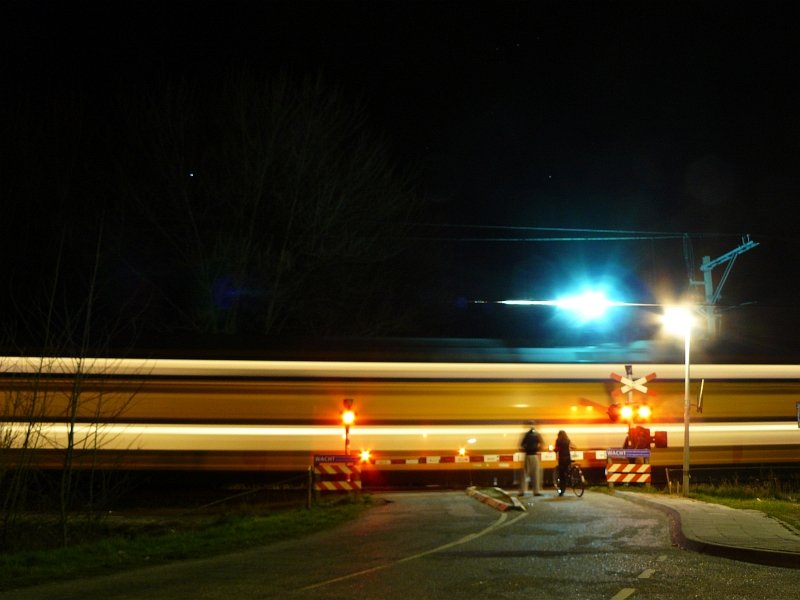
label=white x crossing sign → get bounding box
[611,371,656,396]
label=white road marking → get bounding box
[639,568,656,579]
[611,588,636,600]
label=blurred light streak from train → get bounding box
[16,422,798,452]
[4,357,800,381]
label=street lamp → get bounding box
[662,306,695,496]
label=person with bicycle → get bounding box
[554,429,576,497]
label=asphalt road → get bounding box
[5,491,796,599]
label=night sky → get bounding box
[4,1,800,357]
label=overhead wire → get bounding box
[408,224,746,243]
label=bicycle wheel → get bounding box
[570,465,585,497]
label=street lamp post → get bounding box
[681,321,691,495]
[663,306,694,496]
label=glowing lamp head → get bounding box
[662,306,695,337]
[556,290,613,322]
[620,404,634,420]
[637,404,652,420]
[359,450,371,463]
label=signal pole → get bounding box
[342,398,355,456]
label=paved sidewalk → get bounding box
[469,487,800,569]
[616,491,800,569]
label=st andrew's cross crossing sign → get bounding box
[611,371,657,397]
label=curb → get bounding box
[466,486,525,512]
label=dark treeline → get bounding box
[3,67,796,357]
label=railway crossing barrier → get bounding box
[370,453,517,466]
[312,455,361,497]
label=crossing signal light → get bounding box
[341,398,356,426]
[607,402,651,423]
[342,398,356,456]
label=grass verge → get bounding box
[686,490,800,532]
[0,495,376,592]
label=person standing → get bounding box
[519,421,543,496]
[554,429,575,496]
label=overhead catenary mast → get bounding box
[688,235,759,338]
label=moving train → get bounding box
[1,353,798,477]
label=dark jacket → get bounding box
[520,429,542,454]
[555,438,572,465]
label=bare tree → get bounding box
[0,357,51,549]
[0,353,141,549]
[0,80,150,548]
[117,71,424,336]
[0,214,141,548]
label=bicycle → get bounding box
[553,463,585,497]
